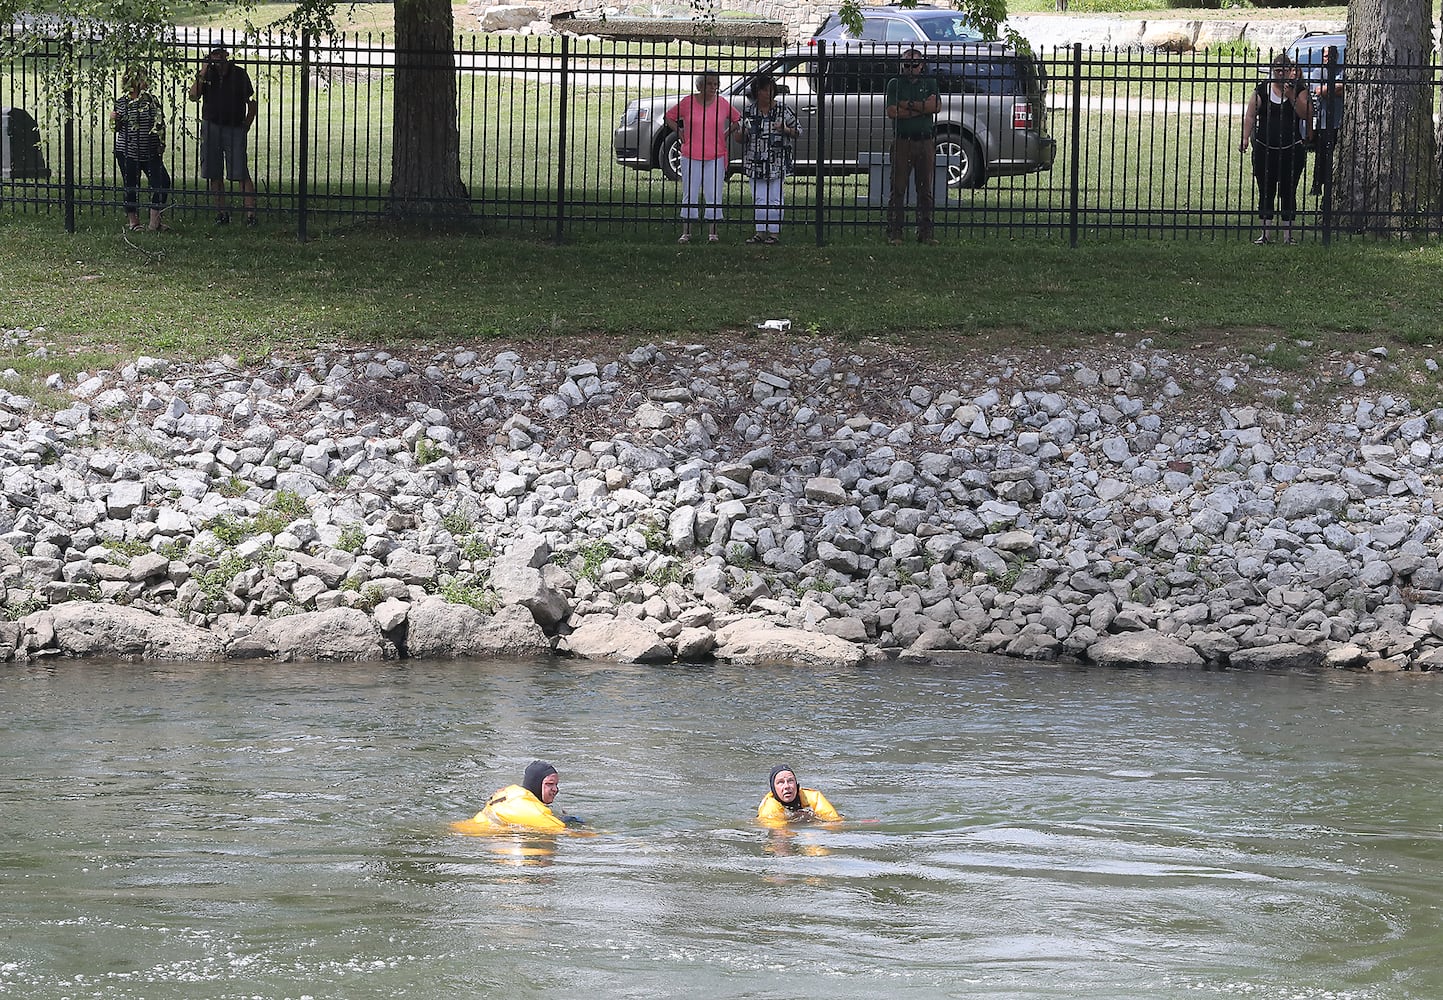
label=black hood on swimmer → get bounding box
[769,763,801,809]
[523,760,557,799]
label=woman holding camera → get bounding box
[1240,53,1312,244]
[110,66,171,232]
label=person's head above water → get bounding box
[769,764,801,809]
[522,760,560,804]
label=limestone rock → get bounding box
[1087,629,1203,667]
[674,626,716,660]
[406,599,549,658]
[714,619,865,668]
[244,608,390,662]
[1228,642,1322,671]
[1276,483,1348,520]
[30,602,224,661]
[1323,643,1367,669]
[818,617,868,643]
[477,4,540,31]
[492,535,570,629]
[562,617,673,663]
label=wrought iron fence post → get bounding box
[1320,171,1331,247]
[62,29,75,233]
[814,40,827,247]
[298,32,312,242]
[1068,42,1081,249]
[554,33,569,245]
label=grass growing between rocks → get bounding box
[3,214,1443,380]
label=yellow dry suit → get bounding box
[757,788,842,826]
[451,784,567,835]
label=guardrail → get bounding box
[2,28,1438,244]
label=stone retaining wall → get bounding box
[467,0,1343,51]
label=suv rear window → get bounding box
[820,56,898,94]
[934,56,1039,95]
[818,52,1041,96]
[913,15,982,41]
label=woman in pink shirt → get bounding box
[664,70,741,243]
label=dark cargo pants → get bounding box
[887,136,935,241]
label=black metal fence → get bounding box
[2,27,1440,244]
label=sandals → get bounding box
[124,223,144,232]
[677,233,691,244]
[707,233,719,243]
[148,223,172,233]
[763,235,780,245]
[1252,235,1270,245]
[744,234,766,244]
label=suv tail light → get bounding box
[1012,102,1034,129]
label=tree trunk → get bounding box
[388,0,469,216]
[1438,12,1443,209]
[1337,0,1436,234]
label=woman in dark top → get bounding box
[1239,54,1312,244]
[110,66,171,232]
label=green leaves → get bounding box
[834,0,1013,43]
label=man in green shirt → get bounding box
[885,49,941,245]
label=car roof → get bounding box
[842,4,960,11]
[1286,31,1346,51]
[792,40,1018,57]
[814,6,983,34]
[1285,31,1345,65]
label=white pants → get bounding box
[680,156,726,222]
[750,176,784,233]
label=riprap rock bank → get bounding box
[2,332,1440,673]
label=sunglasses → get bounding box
[903,60,922,67]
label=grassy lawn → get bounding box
[5,7,1439,404]
[3,213,1442,392]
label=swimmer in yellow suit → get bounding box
[757,763,841,826]
[452,760,583,835]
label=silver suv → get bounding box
[612,43,1055,189]
[811,5,984,44]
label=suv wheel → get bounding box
[937,133,983,189]
[658,131,682,181]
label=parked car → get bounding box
[1284,30,1345,139]
[1284,30,1346,70]
[612,43,1055,189]
[811,4,984,45]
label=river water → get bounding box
[2,656,1441,999]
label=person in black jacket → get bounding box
[1239,53,1312,244]
[188,46,259,226]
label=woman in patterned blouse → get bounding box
[737,73,800,245]
[110,66,171,232]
